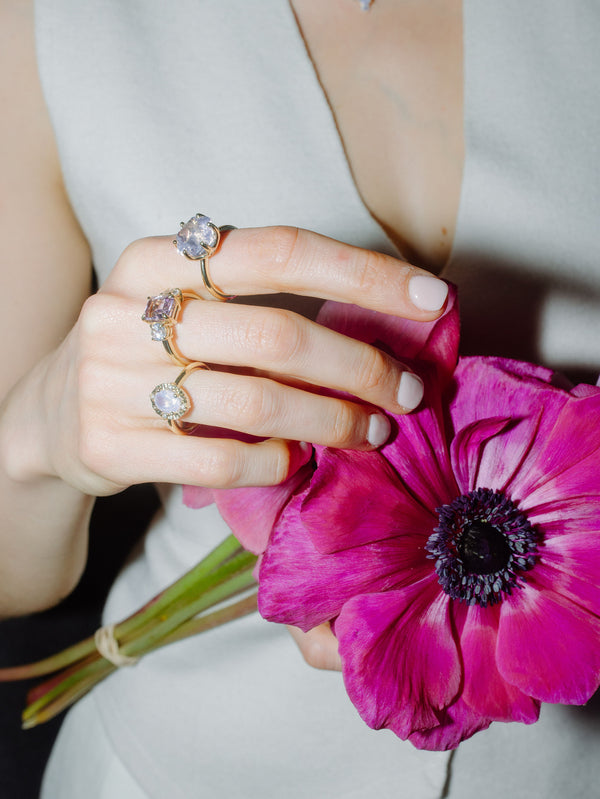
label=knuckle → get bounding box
[243,310,304,365]
[197,443,242,488]
[253,226,301,285]
[354,346,390,394]
[228,381,274,431]
[350,250,387,296]
[330,403,361,447]
[78,293,109,340]
[299,636,330,671]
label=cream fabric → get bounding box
[35,1,600,797]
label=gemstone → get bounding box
[175,215,219,259]
[150,322,169,341]
[150,383,189,420]
[142,292,179,323]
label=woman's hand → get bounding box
[22,225,447,499]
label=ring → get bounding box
[150,361,209,435]
[142,288,201,366]
[174,213,236,302]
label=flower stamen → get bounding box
[426,488,540,607]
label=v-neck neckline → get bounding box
[283,0,468,274]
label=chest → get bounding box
[290,0,464,271]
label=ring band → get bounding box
[174,213,236,302]
[150,361,209,435]
[142,289,201,366]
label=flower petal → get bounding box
[316,284,459,385]
[454,603,540,723]
[383,367,458,510]
[496,581,600,704]
[407,700,492,751]
[524,532,600,617]
[448,358,571,497]
[182,485,214,509]
[336,578,461,740]
[199,464,312,555]
[258,495,432,631]
[301,448,435,554]
[450,417,514,493]
[516,390,600,508]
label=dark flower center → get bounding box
[456,521,512,575]
[425,488,540,607]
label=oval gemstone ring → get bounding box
[150,361,209,435]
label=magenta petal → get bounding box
[258,494,432,631]
[454,603,540,723]
[182,485,215,509]
[515,390,600,506]
[523,533,600,617]
[316,284,459,384]
[301,448,435,554]
[450,417,513,493]
[496,581,600,704]
[336,578,461,740]
[383,368,458,510]
[407,699,492,750]
[208,464,311,555]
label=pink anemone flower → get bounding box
[184,288,600,750]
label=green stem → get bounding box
[20,551,258,728]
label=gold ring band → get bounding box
[142,289,202,366]
[174,214,236,302]
[150,361,209,435]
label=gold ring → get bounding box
[150,361,209,435]
[174,213,236,302]
[142,289,202,366]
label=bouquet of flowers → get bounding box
[3,286,600,750]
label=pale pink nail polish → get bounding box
[367,414,391,447]
[408,275,448,312]
[397,372,424,411]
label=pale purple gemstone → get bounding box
[144,294,177,322]
[154,387,183,415]
[176,215,218,259]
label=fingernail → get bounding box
[408,275,448,312]
[397,372,424,411]
[367,413,392,447]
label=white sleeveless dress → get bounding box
[36,1,600,797]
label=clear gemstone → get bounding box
[175,215,218,259]
[150,322,169,341]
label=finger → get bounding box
[287,624,342,672]
[78,424,312,491]
[142,367,394,450]
[110,227,448,320]
[176,301,425,414]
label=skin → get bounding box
[0,0,463,672]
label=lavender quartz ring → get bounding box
[142,288,201,366]
[174,213,236,302]
[150,361,209,435]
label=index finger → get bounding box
[123,225,448,320]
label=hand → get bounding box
[27,225,447,497]
[287,623,343,671]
